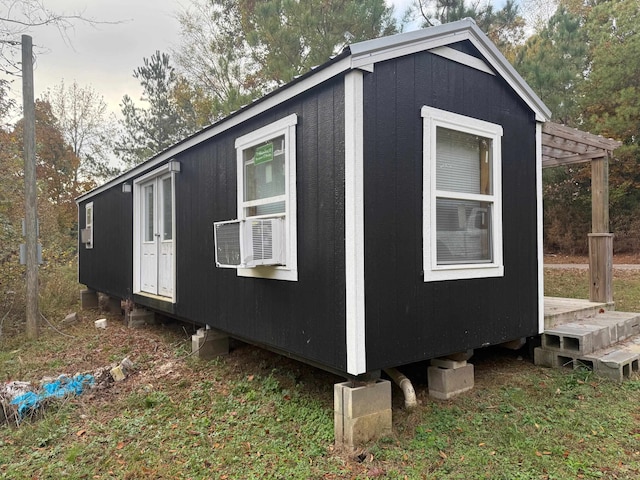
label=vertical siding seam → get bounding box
[536,122,544,333]
[344,70,366,375]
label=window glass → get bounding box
[243,135,286,217]
[162,177,173,241]
[144,184,154,242]
[436,198,491,264]
[422,106,503,281]
[233,114,298,280]
[435,127,494,265]
[436,128,492,195]
[86,205,93,227]
[85,202,94,248]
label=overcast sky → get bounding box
[3,0,417,116]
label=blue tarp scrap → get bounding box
[10,374,95,417]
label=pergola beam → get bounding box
[542,150,607,168]
[541,122,621,304]
[542,122,621,153]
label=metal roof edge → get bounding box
[349,18,551,122]
[349,17,478,57]
[462,21,552,121]
[76,52,352,203]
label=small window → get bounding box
[84,202,94,249]
[235,114,298,281]
[422,106,503,281]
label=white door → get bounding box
[139,175,174,298]
[157,176,174,297]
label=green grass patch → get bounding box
[545,268,640,311]
[1,268,640,478]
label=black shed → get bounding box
[76,19,551,378]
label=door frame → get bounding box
[133,164,177,303]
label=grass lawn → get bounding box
[0,269,639,479]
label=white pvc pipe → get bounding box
[384,368,418,409]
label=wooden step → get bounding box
[544,296,615,329]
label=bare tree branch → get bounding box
[1,0,123,76]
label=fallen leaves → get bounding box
[535,450,552,457]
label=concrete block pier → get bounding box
[334,379,392,447]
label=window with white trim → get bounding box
[235,114,298,281]
[422,106,503,282]
[84,202,94,249]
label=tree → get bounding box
[3,99,81,267]
[514,5,587,125]
[173,0,397,118]
[0,0,108,75]
[0,77,13,122]
[43,80,119,183]
[515,0,640,254]
[411,0,526,59]
[173,1,257,119]
[579,0,640,251]
[114,51,202,167]
[239,0,397,85]
[519,0,559,33]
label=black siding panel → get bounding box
[78,188,132,300]
[363,46,539,371]
[172,77,347,372]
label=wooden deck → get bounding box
[544,296,615,329]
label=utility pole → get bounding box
[22,34,39,340]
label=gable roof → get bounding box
[77,18,550,202]
[349,18,551,121]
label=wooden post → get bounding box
[22,35,39,339]
[589,154,613,303]
[591,155,609,233]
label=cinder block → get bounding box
[127,309,156,328]
[191,329,229,359]
[431,358,467,370]
[428,363,474,400]
[341,409,392,446]
[61,312,79,326]
[589,325,612,352]
[593,350,640,382]
[334,380,392,447]
[80,289,98,309]
[533,347,555,367]
[446,350,474,362]
[542,324,600,355]
[105,296,122,315]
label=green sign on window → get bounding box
[254,143,274,165]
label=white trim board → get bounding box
[132,163,177,304]
[421,106,504,282]
[235,114,299,282]
[344,70,367,376]
[536,122,545,334]
[429,46,495,76]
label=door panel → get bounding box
[158,177,174,297]
[141,183,158,294]
[138,175,174,298]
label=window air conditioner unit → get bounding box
[214,217,285,268]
